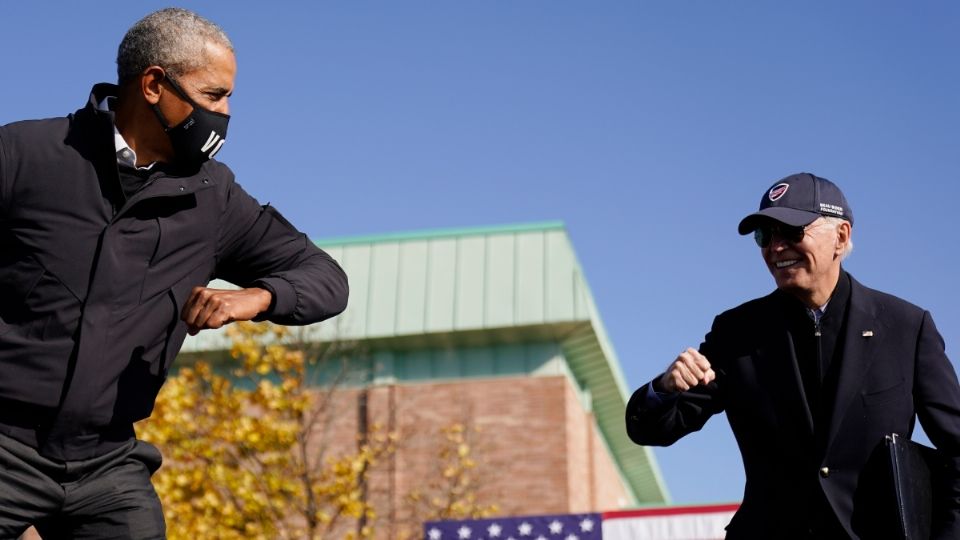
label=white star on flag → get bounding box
[425,512,601,540]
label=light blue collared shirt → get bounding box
[97,95,155,171]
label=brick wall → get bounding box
[305,374,633,537]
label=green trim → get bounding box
[312,221,566,247]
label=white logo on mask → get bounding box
[201,131,225,158]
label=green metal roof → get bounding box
[312,220,566,247]
[182,221,669,504]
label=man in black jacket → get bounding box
[626,173,960,539]
[0,8,348,539]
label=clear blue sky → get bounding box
[3,2,958,506]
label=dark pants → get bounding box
[0,433,165,540]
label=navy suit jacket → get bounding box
[626,274,960,539]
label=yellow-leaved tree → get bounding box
[136,321,499,540]
[137,322,392,540]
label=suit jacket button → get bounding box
[819,467,831,478]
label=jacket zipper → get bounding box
[813,319,822,386]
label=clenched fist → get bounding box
[656,347,716,393]
[180,286,273,335]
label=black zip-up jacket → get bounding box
[0,84,348,460]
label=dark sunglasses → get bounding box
[753,223,807,248]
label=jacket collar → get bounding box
[88,83,120,117]
[64,84,124,217]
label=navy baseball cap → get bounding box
[738,173,853,235]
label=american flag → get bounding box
[424,513,602,540]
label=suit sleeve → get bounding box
[0,129,8,218]
[214,178,348,325]
[913,311,960,539]
[625,316,728,447]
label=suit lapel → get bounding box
[824,277,884,454]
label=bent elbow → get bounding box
[329,270,349,316]
[626,414,683,447]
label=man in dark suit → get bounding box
[626,173,960,539]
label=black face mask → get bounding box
[151,76,230,167]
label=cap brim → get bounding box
[737,208,821,235]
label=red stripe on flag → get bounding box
[603,503,740,519]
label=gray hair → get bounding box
[116,8,233,86]
[822,216,854,260]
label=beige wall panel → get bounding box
[544,230,576,322]
[395,241,429,335]
[424,238,457,332]
[484,234,516,328]
[338,244,372,338]
[454,236,486,330]
[515,232,546,325]
[368,242,401,336]
[321,245,344,265]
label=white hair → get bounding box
[117,8,233,86]
[822,216,853,260]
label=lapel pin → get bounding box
[862,330,874,337]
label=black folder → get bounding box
[884,433,939,540]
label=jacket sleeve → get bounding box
[913,311,960,539]
[213,178,348,325]
[0,129,8,218]
[625,316,727,447]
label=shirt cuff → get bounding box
[642,381,679,408]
